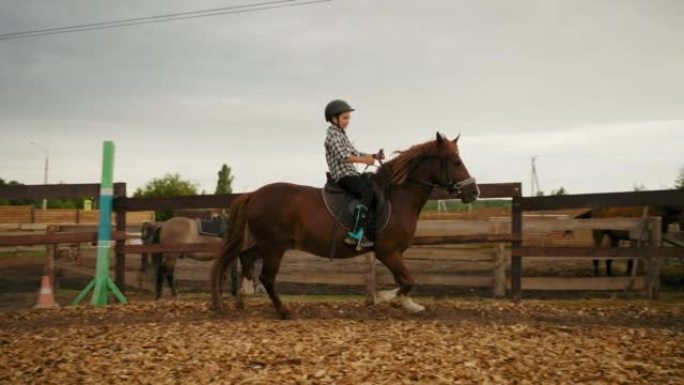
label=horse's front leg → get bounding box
[375,251,425,313]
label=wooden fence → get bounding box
[121,215,665,299]
[0,205,154,225]
[512,189,684,301]
[2,182,683,302]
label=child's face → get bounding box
[334,112,351,129]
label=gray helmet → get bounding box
[324,99,355,122]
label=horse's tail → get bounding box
[210,194,251,312]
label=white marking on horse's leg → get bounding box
[235,275,246,309]
[242,278,255,295]
[376,288,399,303]
[400,296,425,313]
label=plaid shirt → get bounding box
[325,126,366,182]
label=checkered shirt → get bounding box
[325,126,366,182]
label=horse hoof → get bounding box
[210,302,223,312]
[376,288,399,303]
[400,296,425,314]
[278,308,291,320]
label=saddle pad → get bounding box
[320,189,392,234]
[196,218,226,237]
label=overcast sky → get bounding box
[1,0,682,196]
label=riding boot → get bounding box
[345,204,374,248]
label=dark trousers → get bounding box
[337,175,375,210]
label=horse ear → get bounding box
[452,134,460,143]
[436,132,444,144]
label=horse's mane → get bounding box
[376,136,457,187]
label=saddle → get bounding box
[196,216,228,237]
[321,173,392,239]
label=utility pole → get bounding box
[30,142,49,210]
[531,156,541,197]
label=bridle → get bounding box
[409,176,477,196]
[407,155,477,196]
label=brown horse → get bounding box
[211,133,479,318]
[577,206,683,276]
[142,217,233,299]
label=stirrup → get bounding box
[344,236,374,249]
[345,228,374,249]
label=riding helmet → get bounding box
[324,99,355,122]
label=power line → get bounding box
[0,0,331,41]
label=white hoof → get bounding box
[376,288,399,303]
[400,296,425,313]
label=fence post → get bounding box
[511,189,523,303]
[647,217,662,300]
[46,225,57,286]
[492,221,507,298]
[365,252,377,305]
[114,184,127,292]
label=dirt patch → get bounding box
[1,298,682,385]
[0,253,90,310]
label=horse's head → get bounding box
[140,222,158,244]
[426,132,479,203]
[380,132,480,204]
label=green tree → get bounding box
[133,173,198,221]
[551,187,567,196]
[215,164,234,195]
[1,178,84,208]
[0,178,36,206]
[633,183,647,191]
[675,165,684,190]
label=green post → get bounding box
[73,141,128,306]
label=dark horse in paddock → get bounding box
[577,206,683,276]
[141,216,239,299]
[211,133,479,318]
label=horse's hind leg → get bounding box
[155,267,164,300]
[606,259,613,277]
[258,246,288,319]
[166,271,177,297]
[593,259,600,277]
[166,254,179,297]
[606,235,620,277]
[234,245,260,310]
[592,230,605,277]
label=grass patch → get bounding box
[423,199,511,212]
[0,250,46,258]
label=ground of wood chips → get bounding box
[1,297,682,385]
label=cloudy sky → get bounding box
[1,0,682,196]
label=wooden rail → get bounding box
[514,246,682,259]
[4,183,683,302]
[0,231,129,246]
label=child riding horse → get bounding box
[324,99,384,249]
[211,127,479,319]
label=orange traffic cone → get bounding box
[34,275,59,309]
